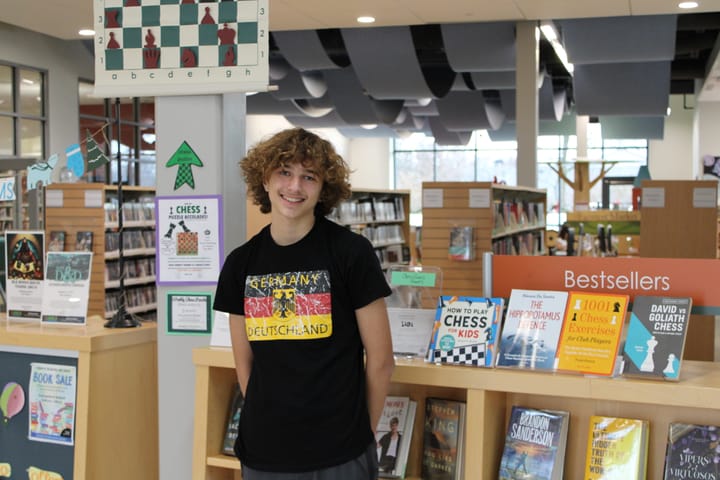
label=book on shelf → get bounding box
[496,289,569,370]
[663,422,720,480]
[448,226,474,261]
[427,295,505,367]
[498,405,570,480]
[621,295,693,381]
[48,230,65,252]
[221,383,244,456]
[555,291,629,376]
[421,397,466,480]
[75,231,94,252]
[584,415,649,480]
[375,395,417,479]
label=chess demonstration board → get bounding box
[93,0,269,97]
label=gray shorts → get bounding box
[240,441,379,480]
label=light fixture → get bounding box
[357,16,376,24]
[678,1,699,8]
[539,21,574,75]
[79,29,95,36]
[360,124,377,130]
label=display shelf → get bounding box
[45,183,156,319]
[191,348,720,480]
[0,316,158,480]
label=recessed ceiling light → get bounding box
[357,16,376,24]
[678,1,699,8]
[78,29,95,36]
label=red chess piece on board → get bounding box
[144,48,160,68]
[125,0,140,6]
[223,46,236,66]
[145,29,156,48]
[181,48,197,68]
[217,23,236,45]
[106,10,120,28]
[201,6,215,24]
[107,32,120,49]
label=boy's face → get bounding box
[264,160,323,223]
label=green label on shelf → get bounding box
[390,271,436,287]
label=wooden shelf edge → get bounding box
[206,454,241,470]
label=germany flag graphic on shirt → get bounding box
[244,269,332,341]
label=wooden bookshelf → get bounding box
[421,182,546,301]
[566,209,641,256]
[191,347,720,480]
[45,183,156,320]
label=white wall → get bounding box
[648,94,695,180]
[694,100,720,180]
[347,137,392,189]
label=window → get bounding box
[79,81,155,186]
[0,63,47,160]
[393,123,647,228]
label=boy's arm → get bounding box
[229,313,253,396]
[357,298,395,432]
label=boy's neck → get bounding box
[270,215,316,246]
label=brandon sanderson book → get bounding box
[663,423,720,480]
[622,295,692,381]
[498,406,570,480]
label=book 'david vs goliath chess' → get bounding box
[622,295,692,381]
[93,0,269,97]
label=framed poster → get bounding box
[92,0,269,97]
[155,195,223,285]
[166,292,212,335]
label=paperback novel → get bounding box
[222,384,243,456]
[375,395,414,478]
[421,397,466,480]
[664,422,720,480]
[584,415,649,480]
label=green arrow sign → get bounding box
[166,141,203,190]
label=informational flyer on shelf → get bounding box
[4,231,45,321]
[28,362,77,446]
[155,195,223,285]
[41,252,93,325]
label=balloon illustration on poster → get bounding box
[0,381,26,423]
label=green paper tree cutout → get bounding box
[166,141,204,190]
[86,129,110,171]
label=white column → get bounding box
[155,94,246,480]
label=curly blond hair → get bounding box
[241,128,352,217]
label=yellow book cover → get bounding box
[584,415,649,480]
[556,291,629,376]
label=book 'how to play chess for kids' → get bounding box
[427,295,504,367]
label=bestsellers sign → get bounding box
[493,255,720,314]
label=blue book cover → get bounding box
[664,423,720,480]
[622,295,692,381]
[428,295,504,367]
[498,405,570,480]
[496,289,568,370]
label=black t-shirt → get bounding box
[214,216,391,472]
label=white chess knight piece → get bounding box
[663,353,677,375]
[640,335,658,372]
